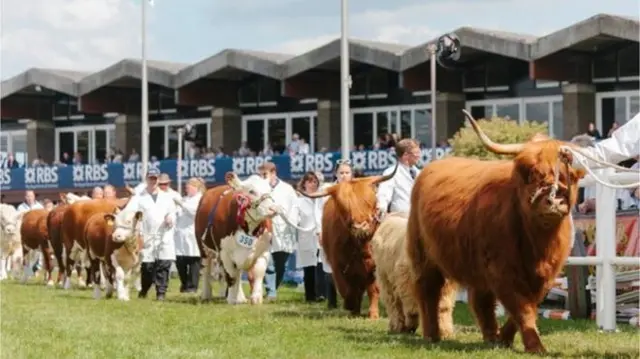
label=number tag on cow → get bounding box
[236,233,256,249]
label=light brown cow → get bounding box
[19,209,55,285]
[59,198,129,290]
[85,209,143,301]
[300,165,397,319]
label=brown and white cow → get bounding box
[194,172,313,304]
[85,208,143,301]
[19,209,55,284]
[59,197,130,290]
[0,204,23,281]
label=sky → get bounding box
[0,0,638,79]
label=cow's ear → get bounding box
[134,211,143,222]
[104,214,116,227]
[225,172,241,189]
[515,160,536,184]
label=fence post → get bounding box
[595,168,617,332]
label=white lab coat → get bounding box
[573,113,640,168]
[269,180,298,254]
[16,202,43,213]
[291,196,322,268]
[124,190,177,262]
[174,193,202,257]
[376,164,418,213]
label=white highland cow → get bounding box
[371,212,420,334]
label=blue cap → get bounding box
[146,168,160,178]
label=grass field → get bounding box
[1,277,639,359]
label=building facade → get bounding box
[0,13,638,176]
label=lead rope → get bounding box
[561,146,640,189]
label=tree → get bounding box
[448,117,549,160]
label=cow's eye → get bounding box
[249,190,256,195]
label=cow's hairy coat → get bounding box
[371,212,420,333]
[406,119,585,354]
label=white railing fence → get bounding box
[565,170,640,332]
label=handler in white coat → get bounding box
[124,169,177,301]
[173,177,203,293]
[292,172,323,302]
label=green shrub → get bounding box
[448,116,549,160]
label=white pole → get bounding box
[428,44,437,163]
[595,169,618,332]
[340,0,351,161]
[140,0,150,177]
[177,128,184,194]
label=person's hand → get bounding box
[173,198,183,207]
[633,187,640,199]
[164,214,174,227]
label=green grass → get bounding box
[1,276,639,359]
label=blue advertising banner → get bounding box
[1,148,452,192]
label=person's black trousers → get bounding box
[175,256,201,292]
[302,266,317,302]
[325,272,338,309]
[314,262,326,300]
[139,260,172,299]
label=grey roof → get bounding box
[0,68,90,99]
[174,49,292,88]
[283,38,411,78]
[530,14,640,59]
[401,27,535,71]
[1,13,637,99]
[78,59,189,96]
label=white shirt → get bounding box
[124,190,177,262]
[291,196,323,268]
[376,163,419,213]
[573,113,639,169]
[16,201,44,213]
[269,179,299,253]
[174,193,202,257]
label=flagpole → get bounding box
[140,0,150,176]
[340,0,350,161]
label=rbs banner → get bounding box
[1,148,452,191]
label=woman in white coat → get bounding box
[292,172,323,302]
[123,169,178,301]
[173,178,204,293]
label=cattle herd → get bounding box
[0,112,595,354]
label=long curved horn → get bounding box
[371,162,399,185]
[462,109,525,155]
[298,185,333,199]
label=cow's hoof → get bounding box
[250,294,263,305]
[77,279,87,288]
[46,280,54,287]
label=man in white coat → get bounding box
[173,178,203,293]
[377,139,421,214]
[123,168,178,301]
[258,162,298,301]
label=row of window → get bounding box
[2,91,637,166]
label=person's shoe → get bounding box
[138,291,147,299]
[156,294,165,301]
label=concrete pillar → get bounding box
[316,100,341,151]
[562,83,595,140]
[211,107,241,153]
[26,119,55,164]
[435,92,466,143]
[115,114,142,158]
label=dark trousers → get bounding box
[314,262,326,299]
[265,251,290,298]
[140,260,172,298]
[302,266,317,302]
[325,272,338,309]
[175,256,201,292]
